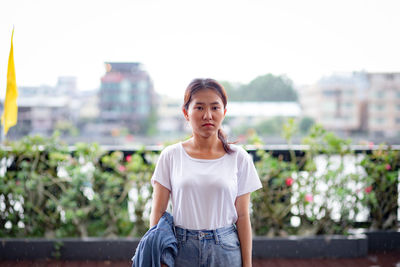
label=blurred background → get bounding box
[1,2,400,265]
[0,0,399,145]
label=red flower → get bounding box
[16,181,20,186]
[305,194,313,203]
[365,186,372,194]
[385,164,391,171]
[368,142,374,149]
[118,165,126,172]
[285,177,294,186]
[126,155,132,162]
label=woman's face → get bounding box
[183,89,226,139]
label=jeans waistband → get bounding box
[174,225,236,241]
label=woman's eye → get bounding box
[212,106,220,110]
[196,107,203,110]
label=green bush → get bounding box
[360,144,400,230]
[251,120,389,236]
[0,134,155,238]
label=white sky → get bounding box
[0,0,399,98]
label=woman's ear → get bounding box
[182,108,189,121]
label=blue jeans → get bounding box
[174,225,242,267]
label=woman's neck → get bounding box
[183,134,225,159]
[192,133,220,151]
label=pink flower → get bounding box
[365,186,372,194]
[238,135,246,143]
[368,142,374,149]
[305,194,313,203]
[118,165,126,172]
[285,177,294,186]
[16,181,20,186]
[385,164,391,171]
[126,155,132,162]
[125,134,134,141]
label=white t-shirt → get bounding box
[151,142,262,230]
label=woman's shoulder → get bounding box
[228,143,251,158]
[159,142,182,156]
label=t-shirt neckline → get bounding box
[179,142,228,162]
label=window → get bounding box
[345,90,354,96]
[322,102,335,112]
[167,103,179,108]
[137,81,148,92]
[386,74,394,80]
[376,91,385,98]
[344,102,353,108]
[138,105,149,115]
[342,116,350,121]
[120,80,131,103]
[139,93,148,103]
[374,131,384,138]
[120,80,131,92]
[323,90,338,97]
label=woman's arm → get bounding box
[149,181,170,228]
[150,182,170,267]
[235,193,252,267]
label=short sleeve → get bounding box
[151,149,172,191]
[237,149,262,196]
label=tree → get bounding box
[299,116,315,134]
[220,80,241,100]
[222,74,298,102]
[255,117,286,136]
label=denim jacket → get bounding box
[132,212,177,267]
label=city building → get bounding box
[299,72,368,135]
[157,96,185,135]
[299,72,400,139]
[99,62,156,135]
[2,78,76,138]
[367,72,400,138]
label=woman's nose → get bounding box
[203,108,212,120]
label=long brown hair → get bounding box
[183,78,234,154]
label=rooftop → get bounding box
[1,251,399,267]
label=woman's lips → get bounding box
[202,123,214,127]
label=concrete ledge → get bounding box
[252,235,368,259]
[0,238,140,261]
[0,235,368,260]
[365,230,400,252]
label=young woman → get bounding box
[150,78,262,267]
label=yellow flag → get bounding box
[1,28,18,136]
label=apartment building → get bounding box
[99,62,156,135]
[299,72,400,138]
[2,78,76,138]
[367,73,400,138]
